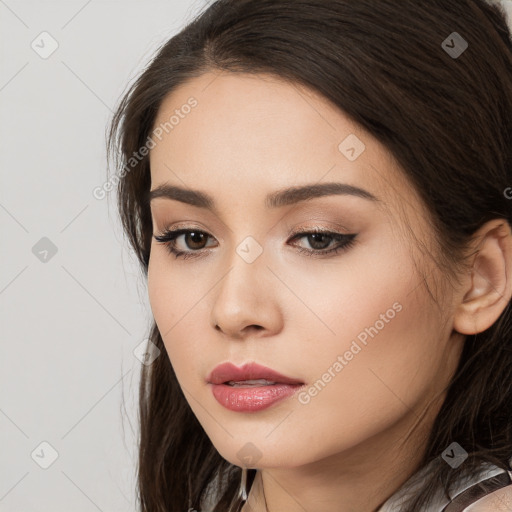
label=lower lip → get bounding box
[209,383,304,412]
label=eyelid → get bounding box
[286,221,353,237]
[157,221,218,237]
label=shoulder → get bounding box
[464,484,512,511]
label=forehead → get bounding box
[148,71,421,221]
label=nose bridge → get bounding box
[218,238,267,308]
[210,236,279,335]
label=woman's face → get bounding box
[147,71,465,470]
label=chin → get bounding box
[210,433,314,469]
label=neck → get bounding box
[241,391,444,512]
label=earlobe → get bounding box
[453,220,512,336]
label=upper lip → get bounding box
[207,362,304,385]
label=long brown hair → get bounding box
[106,1,512,510]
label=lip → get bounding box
[207,362,305,412]
[207,362,303,386]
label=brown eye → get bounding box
[288,229,358,258]
[184,231,209,250]
[304,232,334,250]
[153,228,217,259]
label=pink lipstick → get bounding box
[207,362,304,412]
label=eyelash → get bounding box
[153,226,357,260]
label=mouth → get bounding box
[224,378,283,387]
[206,362,305,412]
[206,361,304,386]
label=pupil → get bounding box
[309,233,331,249]
[187,232,206,249]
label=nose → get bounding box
[210,249,283,340]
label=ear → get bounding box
[453,219,512,335]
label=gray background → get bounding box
[0,1,208,511]
[1,1,512,511]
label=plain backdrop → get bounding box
[0,1,210,511]
[1,1,512,511]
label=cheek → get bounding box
[148,247,199,327]
[290,302,442,466]
[284,244,440,433]
[147,251,211,380]
[281,237,416,363]
[147,254,185,357]
[147,253,173,330]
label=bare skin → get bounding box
[147,71,512,512]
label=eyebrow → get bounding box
[148,182,380,211]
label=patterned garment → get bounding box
[377,457,512,512]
